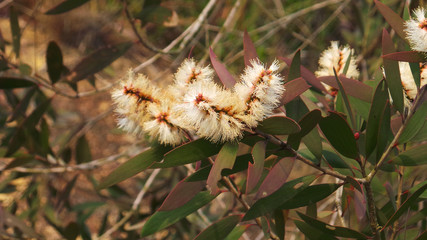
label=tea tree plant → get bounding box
[0,0,426,239]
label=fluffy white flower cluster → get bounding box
[315,41,359,93]
[401,7,427,104]
[404,7,427,52]
[112,59,285,146]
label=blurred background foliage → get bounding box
[0,0,426,239]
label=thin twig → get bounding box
[133,0,217,73]
[97,168,161,240]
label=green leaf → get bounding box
[247,141,266,193]
[152,139,222,168]
[68,42,132,82]
[382,29,404,113]
[75,135,91,163]
[97,145,170,189]
[9,6,21,57]
[72,201,105,212]
[366,80,389,158]
[288,50,301,80]
[243,175,315,221]
[294,220,338,240]
[280,77,310,105]
[157,180,205,211]
[140,191,216,237]
[193,215,242,240]
[207,142,239,194]
[333,68,356,129]
[6,98,52,156]
[391,143,427,166]
[45,0,90,15]
[288,109,322,150]
[412,121,427,142]
[382,183,427,229]
[280,184,341,209]
[257,116,300,135]
[0,77,36,89]
[319,111,358,159]
[8,86,37,122]
[322,150,351,169]
[46,41,64,84]
[399,101,427,144]
[376,101,393,161]
[274,210,285,240]
[243,30,258,67]
[210,48,236,89]
[224,225,247,240]
[302,128,323,161]
[297,212,369,239]
[374,0,406,40]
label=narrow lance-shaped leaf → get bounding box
[68,42,132,82]
[246,141,266,193]
[318,76,373,103]
[376,101,392,161]
[152,138,222,168]
[288,109,322,149]
[257,116,301,135]
[382,183,427,229]
[97,145,171,189]
[319,111,359,159]
[294,220,338,240]
[274,210,285,240]
[374,0,406,40]
[243,175,316,221]
[382,51,426,63]
[8,86,37,122]
[255,157,295,200]
[353,188,366,222]
[45,0,90,15]
[333,68,356,130]
[366,80,388,159]
[9,6,20,58]
[224,225,248,240]
[279,56,326,92]
[243,30,258,67]
[297,212,369,239]
[280,77,310,105]
[280,184,341,209]
[209,48,236,89]
[46,41,64,84]
[157,179,205,211]
[399,100,427,144]
[288,50,301,80]
[0,77,36,89]
[6,98,52,156]
[207,142,239,194]
[382,29,404,113]
[193,215,242,240]
[391,142,427,166]
[140,191,217,237]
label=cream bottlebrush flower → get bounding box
[176,81,246,142]
[315,41,359,93]
[399,61,427,101]
[172,58,214,98]
[143,98,185,146]
[234,59,285,128]
[404,7,427,52]
[111,70,160,135]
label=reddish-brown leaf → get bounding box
[158,179,206,211]
[209,48,236,89]
[280,77,310,105]
[382,51,426,63]
[374,0,406,40]
[279,56,326,92]
[243,30,259,67]
[318,76,373,103]
[246,141,266,194]
[254,157,295,200]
